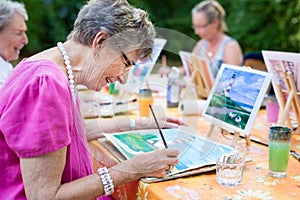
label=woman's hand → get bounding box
[111,148,179,180]
[135,117,186,130]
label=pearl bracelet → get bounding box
[97,167,114,196]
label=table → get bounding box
[84,91,300,200]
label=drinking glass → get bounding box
[216,151,245,187]
[266,101,279,125]
[268,126,292,178]
[138,88,153,118]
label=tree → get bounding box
[20,0,299,65]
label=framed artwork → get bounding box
[179,50,214,98]
[262,50,300,127]
[179,50,214,87]
[202,64,272,135]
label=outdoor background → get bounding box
[19,0,299,67]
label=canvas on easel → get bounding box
[202,64,272,147]
[262,50,300,129]
[179,51,214,99]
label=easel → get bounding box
[205,124,251,148]
[277,70,300,129]
[181,53,211,100]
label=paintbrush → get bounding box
[149,105,168,148]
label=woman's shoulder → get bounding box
[192,39,207,53]
[223,35,240,46]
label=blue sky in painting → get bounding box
[215,68,265,107]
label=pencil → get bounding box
[149,105,168,148]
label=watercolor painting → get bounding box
[202,64,272,135]
[104,128,234,176]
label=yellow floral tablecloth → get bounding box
[136,110,300,200]
[88,104,300,200]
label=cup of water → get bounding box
[216,151,245,187]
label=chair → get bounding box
[242,51,267,72]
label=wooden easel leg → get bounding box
[245,135,251,148]
[206,124,215,138]
[231,131,239,148]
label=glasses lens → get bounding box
[121,51,135,71]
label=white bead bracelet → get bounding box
[97,167,114,196]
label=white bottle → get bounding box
[167,67,181,108]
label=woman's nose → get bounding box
[22,33,28,45]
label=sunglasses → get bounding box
[121,51,135,71]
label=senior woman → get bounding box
[0,0,179,199]
[0,0,28,88]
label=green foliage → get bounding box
[21,0,85,57]
[226,0,300,53]
[19,0,299,64]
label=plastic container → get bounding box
[167,67,181,108]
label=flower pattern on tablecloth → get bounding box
[230,189,273,200]
[166,185,200,200]
[291,174,300,181]
[253,175,286,186]
[255,162,268,170]
[137,182,149,200]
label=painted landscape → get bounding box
[205,67,267,131]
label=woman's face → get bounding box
[0,13,28,62]
[82,47,137,91]
[192,12,218,40]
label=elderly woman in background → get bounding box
[0,0,179,199]
[0,0,28,88]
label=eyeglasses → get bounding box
[192,21,211,30]
[121,51,135,71]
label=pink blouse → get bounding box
[0,60,102,199]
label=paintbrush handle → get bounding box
[149,105,168,148]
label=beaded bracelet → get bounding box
[97,167,114,196]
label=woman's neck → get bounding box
[206,32,225,58]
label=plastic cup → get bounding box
[268,126,292,178]
[216,151,245,187]
[266,101,279,124]
[138,88,153,118]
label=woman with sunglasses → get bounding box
[0,0,179,199]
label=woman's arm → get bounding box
[20,147,105,199]
[223,40,243,66]
[84,117,186,141]
[20,146,179,199]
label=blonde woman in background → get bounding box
[191,0,243,77]
[159,0,243,78]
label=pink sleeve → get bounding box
[2,74,73,158]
